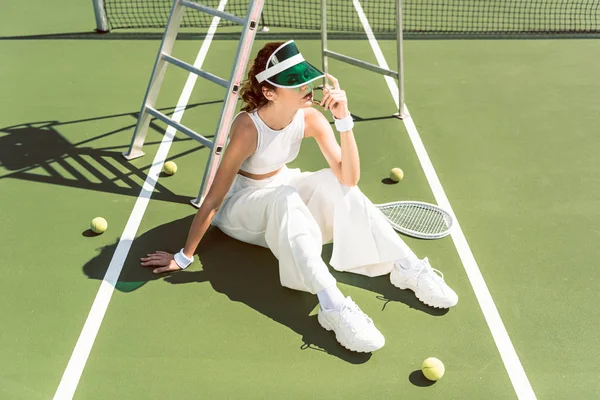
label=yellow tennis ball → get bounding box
[422,357,445,381]
[163,161,177,175]
[91,217,108,234]
[389,167,404,182]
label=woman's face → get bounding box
[265,82,315,109]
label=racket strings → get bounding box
[380,204,451,235]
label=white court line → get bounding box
[351,1,536,399]
[52,2,228,398]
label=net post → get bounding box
[394,0,406,119]
[321,0,328,85]
[91,0,109,33]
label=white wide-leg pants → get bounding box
[212,166,415,294]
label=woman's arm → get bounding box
[181,115,257,258]
[305,74,359,186]
[140,114,257,273]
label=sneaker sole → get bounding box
[390,269,455,309]
[317,312,383,353]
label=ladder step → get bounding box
[162,53,228,88]
[324,50,399,79]
[145,106,214,149]
[180,0,247,25]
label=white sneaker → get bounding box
[390,257,458,309]
[317,297,385,353]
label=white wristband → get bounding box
[334,114,354,132]
[174,248,194,270]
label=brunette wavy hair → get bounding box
[239,42,284,112]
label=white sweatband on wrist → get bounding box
[174,248,194,270]
[334,114,354,132]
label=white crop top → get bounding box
[239,108,305,174]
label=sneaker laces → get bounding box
[414,258,445,285]
[339,298,372,333]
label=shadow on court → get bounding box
[0,101,392,206]
[409,370,436,387]
[0,102,218,204]
[83,214,447,364]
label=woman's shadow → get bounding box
[83,215,446,364]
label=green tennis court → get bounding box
[1,1,599,399]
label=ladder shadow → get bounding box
[0,101,221,204]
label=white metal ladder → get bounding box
[122,0,405,208]
[123,0,265,207]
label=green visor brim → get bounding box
[267,60,325,89]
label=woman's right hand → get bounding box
[140,251,182,274]
[320,74,350,120]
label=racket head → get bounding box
[375,201,454,240]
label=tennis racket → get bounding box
[375,201,454,240]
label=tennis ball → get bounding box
[163,161,177,175]
[422,357,445,381]
[91,217,108,234]
[389,167,404,182]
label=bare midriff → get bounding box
[237,166,283,180]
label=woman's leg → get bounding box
[289,169,416,274]
[289,168,458,308]
[213,181,334,294]
[213,178,385,352]
[263,185,336,294]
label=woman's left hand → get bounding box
[320,73,350,120]
[140,251,182,274]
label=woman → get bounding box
[141,41,458,353]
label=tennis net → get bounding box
[101,0,600,34]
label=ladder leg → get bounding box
[192,0,266,207]
[123,0,186,160]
